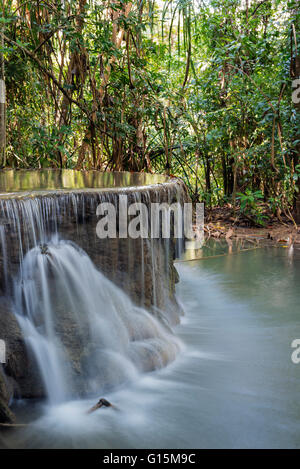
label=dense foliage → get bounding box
[0,0,300,219]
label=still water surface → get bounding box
[0,169,169,195]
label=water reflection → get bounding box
[179,237,260,262]
[0,169,169,194]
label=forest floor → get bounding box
[205,205,300,245]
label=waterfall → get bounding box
[13,239,180,404]
[0,171,189,407]
[0,225,8,292]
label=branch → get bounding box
[236,59,276,113]
[33,15,76,54]
[251,0,269,17]
[182,39,191,90]
[3,33,89,116]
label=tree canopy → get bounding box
[1,0,300,221]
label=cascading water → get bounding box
[0,170,189,418]
[13,238,180,404]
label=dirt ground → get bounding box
[204,206,300,245]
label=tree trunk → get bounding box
[0,21,6,167]
[292,56,300,222]
[291,21,300,221]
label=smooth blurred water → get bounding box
[1,242,300,449]
[13,239,180,402]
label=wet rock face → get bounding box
[0,298,45,422]
[0,177,189,419]
[0,371,15,424]
[0,299,44,401]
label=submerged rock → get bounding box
[39,244,49,255]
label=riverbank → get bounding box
[205,206,298,245]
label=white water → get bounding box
[0,225,8,291]
[13,238,180,404]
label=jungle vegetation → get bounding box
[0,0,299,222]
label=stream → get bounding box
[1,241,300,449]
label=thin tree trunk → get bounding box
[291,21,300,221]
[0,13,6,167]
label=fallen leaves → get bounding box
[205,223,235,239]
